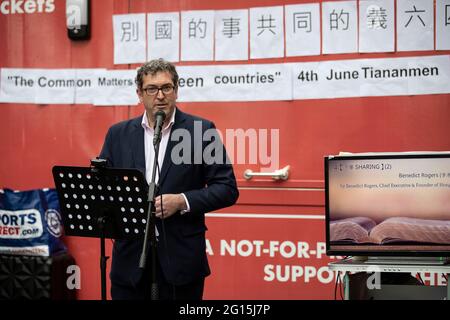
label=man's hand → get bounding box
[154,194,187,219]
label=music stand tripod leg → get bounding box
[98,215,109,301]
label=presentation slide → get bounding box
[327,155,450,250]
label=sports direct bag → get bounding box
[0,188,67,256]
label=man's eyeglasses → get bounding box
[142,84,175,96]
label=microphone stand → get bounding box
[139,119,163,300]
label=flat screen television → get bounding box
[325,152,450,258]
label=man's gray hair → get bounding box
[135,58,179,90]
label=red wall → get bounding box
[1,0,449,299]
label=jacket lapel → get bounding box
[130,117,146,174]
[158,108,187,187]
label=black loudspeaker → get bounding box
[0,253,77,300]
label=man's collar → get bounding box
[141,108,176,131]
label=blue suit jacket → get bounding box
[99,108,238,287]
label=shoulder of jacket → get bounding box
[178,110,214,127]
[109,115,142,132]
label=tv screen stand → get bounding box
[328,257,450,300]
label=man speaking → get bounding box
[99,59,239,300]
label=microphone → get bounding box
[153,110,166,146]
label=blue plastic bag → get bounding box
[0,188,67,256]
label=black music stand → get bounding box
[52,160,149,300]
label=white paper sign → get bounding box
[359,0,395,53]
[94,70,138,106]
[436,0,450,50]
[215,9,249,61]
[0,68,38,104]
[397,0,434,51]
[74,69,105,104]
[250,6,284,59]
[34,69,77,104]
[148,12,180,62]
[292,55,450,100]
[322,1,358,54]
[181,10,215,61]
[177,63,292,102]
[2,56,449,105]
[0,69,77,104]
[113,14,146,65]
[285,3,321,57]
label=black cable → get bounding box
[334,271,339,300]
[340,272,344,300]
[417,272,425,285]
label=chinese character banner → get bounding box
[112,1,450,64]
